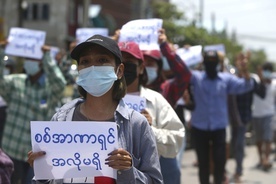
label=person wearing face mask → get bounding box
[111,29,192,108]
[0,58,16,148]
[119,41,184,184]
[0,57,16,184]
[143,49,190,184]
[227,52,267,183]
[142,50,165,92]
[139,30,200,184]
[251,62,276,172]
[27,35,163,184]
[180,50,254,184]
[0,40,66,184]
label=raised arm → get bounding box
[158,29,192,107]
[40,45,66,103]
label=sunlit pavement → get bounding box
[180,145,276,184]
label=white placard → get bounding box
[31,121,118,180]
[176,45,203,67]
[5,27,46,59]
[123,94,146,112]
[204,44,225,54]
[50,46,60,60]
[119,19,163,50]
[76,28,109,44]
[176,97,185,106]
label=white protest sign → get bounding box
[31,121,118,180]
[49,46,60,60]
[119,18,163,50]
[76,28,109,44]
[176,45,203,67]
[176,97,185,106]
[123,94,146,112]
[5,27,46,59]
[204,44,225,54]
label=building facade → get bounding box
[0,0,151,49]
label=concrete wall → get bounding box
[22,0,68,47]
[0,0,150,48]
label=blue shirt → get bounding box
[190,71,254,131]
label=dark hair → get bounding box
[78,57,127,100]
[156,58,166,80]
[262,62,274,72]
[203,50,219,63]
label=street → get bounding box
[180,145,276,184]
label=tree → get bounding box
[150,0,267,71]
[247,49,267,72]
[151,1,186,43]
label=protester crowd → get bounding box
[0,19,275,184]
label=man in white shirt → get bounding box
[252,62,276,171]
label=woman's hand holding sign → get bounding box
[105,148,133,170]
[27,150,46,167]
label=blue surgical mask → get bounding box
[161,56,170,71]
[76,65,118,97]
[145,67,158,85]
[262,70,272,79]
[24,60,41,76]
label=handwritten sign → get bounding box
[204,44,225,54]
[50,46,60,60]
[176,45,203,67]
[123,94,146,112]
[76,28,109,44]
[30,121,118,180]
[119,19,163,50]
[5,27,46,59]
[176,97,185,106]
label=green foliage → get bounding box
[152,1,185,43]
[152,1,184,20]
[150,0,267,70]
[248,49,267,72]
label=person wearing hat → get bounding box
[27,35,163,184]
[183,50,254,184]
[142,50,166,92]
[0,40,67,184]
[119,41,184,184]
[140,29,198,184]
[142,48,187,184]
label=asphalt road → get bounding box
[180,145,276,184]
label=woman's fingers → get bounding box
[27,151,46,167]
[105,148,132,170]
